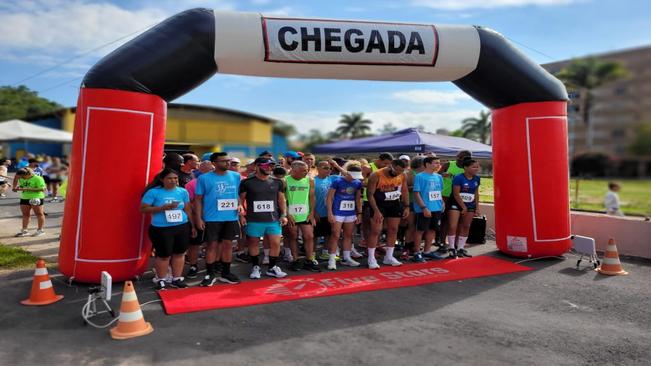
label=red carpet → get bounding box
[159,256,531,315]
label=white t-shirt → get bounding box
[604,190,621,213]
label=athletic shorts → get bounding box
[246,221,282,237]
[370,202,404,218]
[205,221,240,242]
[20,198,44,206]
[148,223,190,258]
[448,199,476,212]
[314,217,331,237]
[334,215,357,223]
[190,228,205,245]
[415,211,443,232]
[293,220,312,225]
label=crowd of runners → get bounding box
[141,150,482,290]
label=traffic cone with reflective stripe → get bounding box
[110,281,153,340]
[596,239,628,276]
[21,259,64,306]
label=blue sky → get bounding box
[1,0,649,135]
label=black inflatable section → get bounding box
[83,8,217,102]
[453,26,567,109]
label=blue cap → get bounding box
[201,152,213,161]
[284,151,300,159]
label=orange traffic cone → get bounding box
[596,239,628,276]
[110,281,153,340]
[21,259,64,306]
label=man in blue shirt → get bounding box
[313,161,335,258]
[412,156,445,262]
[195,152,242,286]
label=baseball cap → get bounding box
[399,154,411,161]
[254,157,274,166]
[348,171,363,180]
[245,159,255,166]
[284,151,301,159]
[258,150,272,157]
[201,152,213,161]
[230,157,241,164]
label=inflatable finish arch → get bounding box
[59,9,570,283]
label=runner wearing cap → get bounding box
[240,157,288,279]
[326,161,364,270]
[285,160,320,272]
[413,156,445,262]
[283,151,301,171]
[313,160,335,260]
[195,152,242,286]
[366,159,409,268]
[229,157,241,174]
[446,157,481,258]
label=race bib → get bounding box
[289,204,307,215]
[164,210,183,223]
[428,191,442,201]
[384,190,401,201]
[218,199,237,211]
[253,200,274,212]
[460,193,475,203]
[339,200,355,211]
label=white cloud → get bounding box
[410,0,582,10]
[391,89,472,105]
[268,109,482,136]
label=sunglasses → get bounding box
[259,163,274,169]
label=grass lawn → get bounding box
[0,244,38,269]
[478,177,651,217]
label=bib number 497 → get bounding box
[165,210,183,223]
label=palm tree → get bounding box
[461,110,491,144]
[336,113,373,139]
[556,57,628,150]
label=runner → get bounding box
[303,153,317,178]
[239,157,288,279]
[195,152,242,286]
[412,156,446,262]
[178,153,199,188]
[402,156,425,259]
[0,160,12,198]
[326,161,364,270]
[361,153,393,250]
[183,160,215,279]
[13,168,46,237]
[446,157,481,259]
[313,160,335,260]
[366,159,410,268]
[284,160,320,272]
[440,150,472,251]
[140,168,196,290]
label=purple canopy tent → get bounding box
[312,128,492,158]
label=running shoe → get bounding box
[423,251,444,260]
[154,279,167,291]
[303,259,321,272]
[186,265,198,279]
[219,272,241,284]
[290,260,303,272]
[15,230,29,237]
[383,256,403,267]
[341,258,361,267]
[457,248,473,258]
[413,252,425,263]
[170,278,188,289]
[250,265,261,279]
[327,257,337,270]
[234,252,250,263]
[266,265,287,278]
[319,251,331,261]
[283,253,294,263]
[200,274,217,287]
[399,250,411,261]
[350,247,364,259]
[447,248,458,259]
[437,244,450,253]
[367,258,380,269]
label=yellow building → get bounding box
[24,103,288,159]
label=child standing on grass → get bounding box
[604,182,624,216]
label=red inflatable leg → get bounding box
[58,88,166,283]
[492,101,571,258]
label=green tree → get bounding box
[555,57,628,150]
[0,85,62,121]
[272,121,297,137]
[630,122,651,156]
[299,129,332,152]
[377,122,397,135]
[336,112,373,139]
[461,110,491,144]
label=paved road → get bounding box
[0,184,649,365]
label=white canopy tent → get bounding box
[0,119,73,142]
